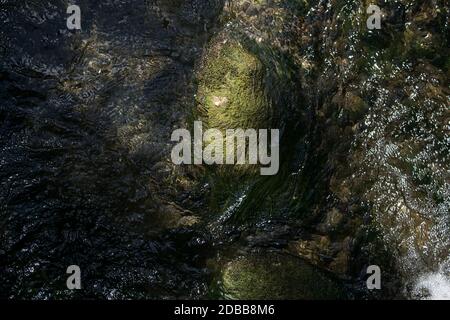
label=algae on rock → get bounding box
[221,251,347,299]
[196,37,273,131]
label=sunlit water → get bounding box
[1,0,448,299]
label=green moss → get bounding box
[196,39,271,130]
[221,252,347,300]
[192,4,307,222]
[193,36,281,214]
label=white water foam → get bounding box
[413,272,450,300]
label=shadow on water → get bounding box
[0,0,225,299]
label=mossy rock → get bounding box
[221,252,347,299]
[196,37,272,130]
[194,35,279,183]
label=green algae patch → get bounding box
[193,35,283,212]
[220,252,347,300]
[196,38,273,131]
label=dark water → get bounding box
[1,0,449,299]
[0,0,226,299]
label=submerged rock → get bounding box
[150,203,201,231]
[196,35,272,130]
[220,251,347,299]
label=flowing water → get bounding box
[0,0,448,299]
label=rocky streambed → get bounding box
[0,0,448,299]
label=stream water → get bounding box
[0,0,448,299]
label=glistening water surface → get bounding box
[0,0,449,300]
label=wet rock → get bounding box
[245,4,259,16]
[149,203,201,231]
[287,235,332,266]
[178,215,201,227]
[317,208,344,233]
